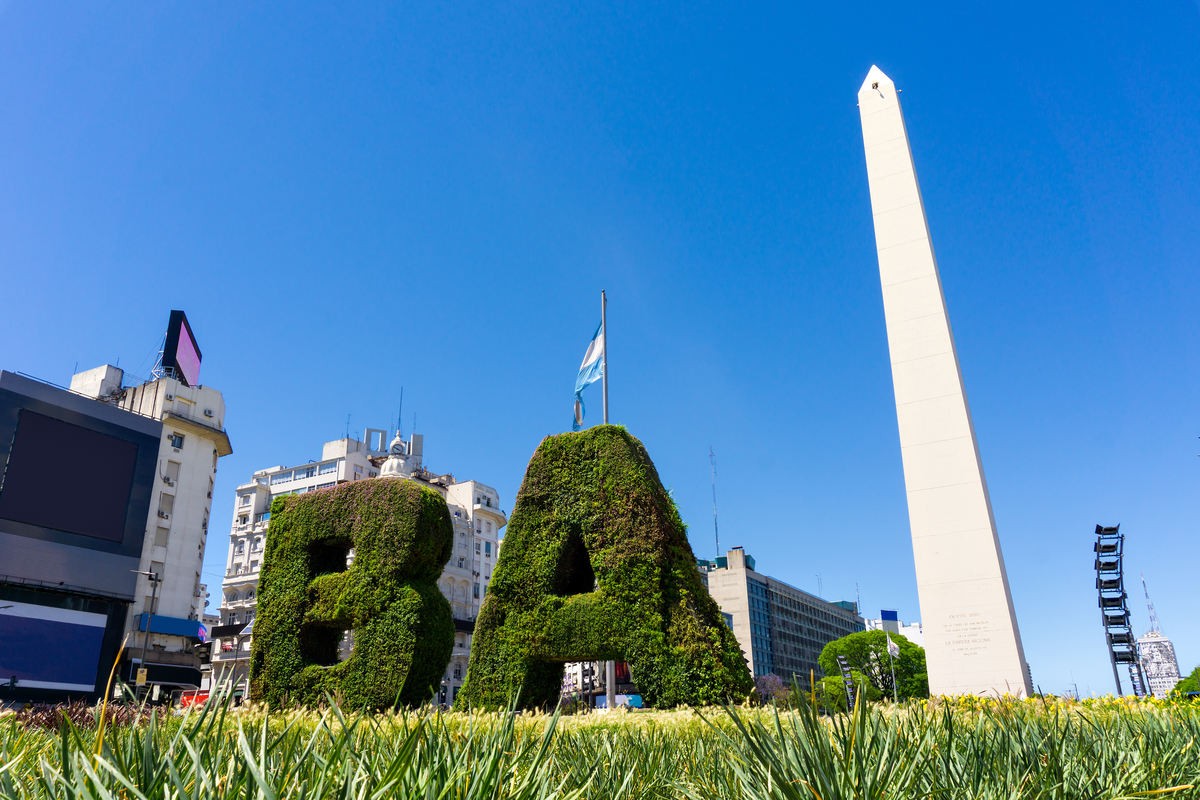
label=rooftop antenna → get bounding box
[817,573,823,598]
[397,387,404,437]
[344,413,351,440]
[709,446,720,559]
[1141,573,1161,634]
[856,582,862,614]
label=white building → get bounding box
[70,364,232,690]
[864,611,924,648]
[215,428,505,705]
[1139,631,1182,698]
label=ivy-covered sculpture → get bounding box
[457,425,752,709]
[249,479,453,708]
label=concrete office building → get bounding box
[699,547,863,683]
[858,66,1031,696]
[864,610,924,647]
[70,365,232,691]
[0,371,162,703]
[1138,631,1181,699]
[215,428,505,705]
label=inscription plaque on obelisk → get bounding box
[857,66,1032,697]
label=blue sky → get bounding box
[2,3,1196,696]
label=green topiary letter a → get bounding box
[457,425,752,709]
[249,479,453,709]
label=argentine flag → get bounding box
[572,321,604,430]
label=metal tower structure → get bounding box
[1093,525,1146,696]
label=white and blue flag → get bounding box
[572,321,605,430]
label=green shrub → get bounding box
[457,425,753,709]
[249,479,454,709]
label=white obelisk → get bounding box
[858,66,1031,697]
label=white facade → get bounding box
[70,364,232,685]
[1138,631,1182,698]
[858,66,1031,697]
[215,429,505,705]
[864,615,924,648]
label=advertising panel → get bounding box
[162,310,202,387]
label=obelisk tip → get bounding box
[858,65,895,99]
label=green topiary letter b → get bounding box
[249,479,453,709]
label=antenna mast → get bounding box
[1141,573,1161,634]
[397,387,404,436]
[709,446,720,558]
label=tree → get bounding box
[754,673,790,704]
[815,671,881,712]
[818,630,928,701]
[1171,665,1200,696]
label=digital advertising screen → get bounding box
[162,309,202,387]
[0,410,139,542]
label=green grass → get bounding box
[2,689,1198,799]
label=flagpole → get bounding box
[601,290,608,425]
[888,644,898,702]
[601,289,616,710]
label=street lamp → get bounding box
[131,569,162,694]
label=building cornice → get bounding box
[162,411,233,456]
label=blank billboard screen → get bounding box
[0,410,139,542]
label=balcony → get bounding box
[472,503,507,525]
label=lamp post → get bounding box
[131,570,162,695]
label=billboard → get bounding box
[0,602,107,692]
[0,371,161,599]
[0,410,139,542]
[162,310,202,387]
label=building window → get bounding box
[252,537,262,552]
[169,433,185,449]
[239,494,252,506]
[457,557,465,569]
[319,461,337,475]
[235,541,245,555]
[484,541,492,557]
[473,583,480,599]
[475,541,481,554]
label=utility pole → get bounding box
[132,570,161,697]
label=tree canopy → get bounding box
[1172,665,1200,696]
[818,629,928,701]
